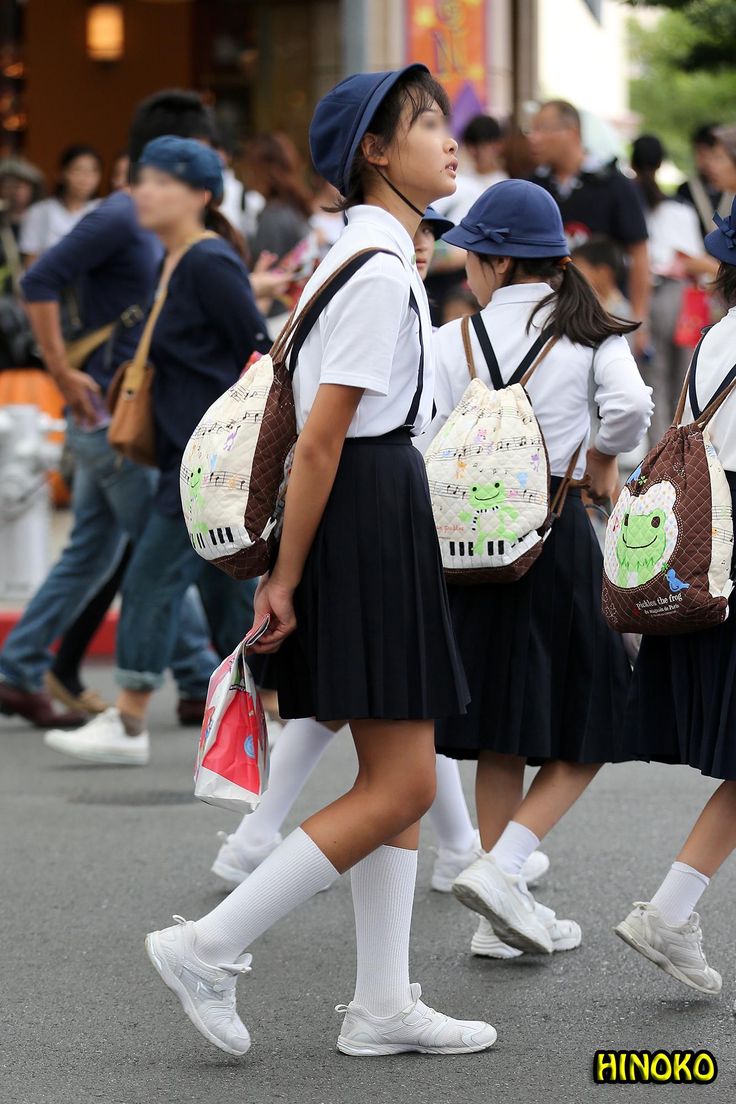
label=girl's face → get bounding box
[465,252,512,307]
[708,142,736,193]
[413,223,436,279]
[134,167,208,234]
[63,154,101,203]
[367,100,458,208]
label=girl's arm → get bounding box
[251,382,363,653]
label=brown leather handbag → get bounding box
[107,231,215,467]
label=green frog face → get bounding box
[469,481,507,510]
[616,508,668,585]
[189,466,203,495]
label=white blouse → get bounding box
[426,283,653,479]
[684,307,736,472]
[290,205,435,438]
[20,197,99,257]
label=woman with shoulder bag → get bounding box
[43,136,271,766]
[426,180,653,959]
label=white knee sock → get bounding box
[650,861,710,926]
[193,827,339,963]
[490,820,540,877]
[426,755,477,853]
[231,718,335,849]
[351,845,417,1017]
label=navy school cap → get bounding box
[443,178,569,258]
[705,195,736,266]
[421,205,454,240]
[137,135,224,203]
[310,64,429,196]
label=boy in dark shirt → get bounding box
[529,99,650,356]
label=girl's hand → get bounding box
[249,572,297,653]
[585,446,619,504]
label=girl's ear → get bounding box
[361,132,390,168]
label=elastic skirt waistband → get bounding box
[343,428,413,447]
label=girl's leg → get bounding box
[192,719,437,963]
[426,754,477,853]
[475,750,526,852]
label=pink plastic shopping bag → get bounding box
[194,620,270,811]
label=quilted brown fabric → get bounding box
[602,424,731,635]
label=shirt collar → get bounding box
[345,204,416,264]
[488,283,553,306]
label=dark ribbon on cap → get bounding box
[461,220,510,245]
[713,211,736,249]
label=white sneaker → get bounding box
[522,849,550,889]
[44,707,150,765]
[431,831,482,892]
[614,902,722,995]
[471,902,581,959]
[453,854,553,954]
[336,983,497,1056]
[211,831,283,887]
[145,915,252,1056]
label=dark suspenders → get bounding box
[285,249,425,432]
[470,313,554,389]
[688,331,736,420]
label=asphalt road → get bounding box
[3,668,736,1104]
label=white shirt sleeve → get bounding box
[592,335,654,455]
[317,254,409,396]
[19,201,47,255]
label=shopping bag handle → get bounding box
[244,616,270,650]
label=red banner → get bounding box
[405,0,488,103]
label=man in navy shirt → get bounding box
[0,92,223,727]
[529,100,650,356]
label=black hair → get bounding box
[335,69,451,208]
[711,261,736,309]
[205,205,248,263]
[127,90,215,163]
[462,114,502,146]
[692,123,719,148]
[631,134,666,210]
[540,100,581,132]
[54,144,102,199]
[480,254,638,348]
[571,235,626,285]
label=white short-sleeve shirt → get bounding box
[425,283,653,479]
[290,205,435,437]
[683,308,736,471]
[20,197,99,257]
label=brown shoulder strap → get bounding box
[461,315,476,380]
[519,335,560,387]
[549,438,586,520]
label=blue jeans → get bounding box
[0,421,216,695]
[115,509,255,693]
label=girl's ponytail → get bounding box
[205,204,250,265]
[522,257,639,348]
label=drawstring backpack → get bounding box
[425,313,584,584]
[602,333,736,635]
[181,247,421,580]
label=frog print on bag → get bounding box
[605,481,678,591]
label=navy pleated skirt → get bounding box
[621,473,736,781]
[435,483,632,763]
[274,430,469,723]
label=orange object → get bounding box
[0,369,70,505]
[405,0,487,103]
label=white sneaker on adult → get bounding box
[211,831,283,887]
[44,707,150,766]
[336,983,497,1056]
[431,831,482,892]
[471,902,581,959]
[522,849,550,889]
[614,902,722,995]
[145,915,252,1056]
[453,854,553,954]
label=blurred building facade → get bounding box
[1,0,631,185]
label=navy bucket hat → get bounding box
[422,205,454,239]
[705,196,736,266]
[137,135,224,203]
[443,179,569,258]
[310,64,429,195]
